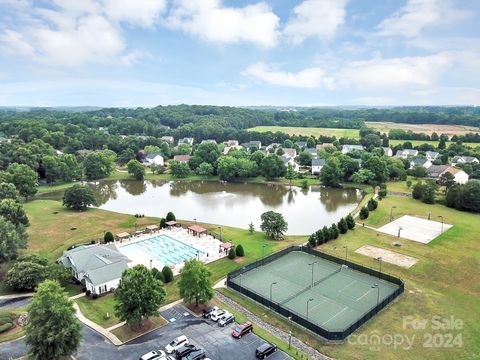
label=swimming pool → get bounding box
[120,234,203,266]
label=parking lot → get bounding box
[0,303,293,360]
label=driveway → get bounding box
[1,303,293,360]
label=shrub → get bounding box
[92,293,98,299]
[160,218,166,229]
[359,207,369,220]
[0,322,14,333]
[367,198,378,211]
[16,254,48,266]
[235,244,245,257]
[162,266,174,283]
[228,248,236,259]
[103,231,114,243]
[337,218,348,234]
[166,212,176,222]
[406,180,412,188]
[86,290,91,296]
[6,262,45,291]
[322,226,331,242]
[412,182,424,199]
[81,287,87,292]
[378,183,387,198]
[315,229,325,245]
[152,268,166,283]
[330,224,339,239]
[346,214,355,229]
[308,233,317,247]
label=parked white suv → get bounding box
[140,350,166,360]
[210,308,226,322]
[165,335,189,354]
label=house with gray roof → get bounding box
[281,155,300,172]
[395,149,418,158]
[311,159,325,175]
[143,153,164,166]
[341,145,364,154]
[58,244,130,295]
[409,157,432,169]
[425,151,440,161]
[295,141,307,149]
[178,137,194,146]
[305,148,318,158]
[452,155,479,166]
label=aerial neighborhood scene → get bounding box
[0,1,479,360]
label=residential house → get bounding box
[282,148,297,159]
[161,136,174,143]
[56,149,64,156]
[409,157,432,169]
[451,156,479,166]
[426,165,469,184]
[226,140,239,147]
[58,244,130,295]
[395,149,419,158]
[201,139,217,144]
[241,141,262,150]
[144,153,164,166]
[382,147,393,157]
[295,141,307,149]
[311,159,325,175]
[341,145,364,154]
[265,143,280,152]
[305,148,318,158]
[173,155,191,163]
[223,145,243,155]
[178,137,194,146]
[316,143,334,149]
[425,151,440,161]
[281,155,300,172]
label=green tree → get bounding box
[58,154,82,181]
[320,157,343,187]
[177,259,214,307]
[114,265,166,327]
[192,142,220,166]
[0,199,29,226]
[315,229,325,244]
[350,169,375,184]
[0,182,19,201]
[6,261,45,291]
[250,150,265,166]
[162,265,174,283]
[322,226,331,242]
[104,231,114,243]
[0,218,27,262]
[169,160,190,178]
[363,156,388,183]
[166,212,176,222]
[42,155,61,184]
[359,207,369,220]
[127,159,145,180]
[7,163,38,199]
[298,151,312,166]
[308,233,317,247]
[285,163,295,184]
[412,182,424,199]
[460,181,480,212]
[367,198,378,211]
[228,247,236,259]
[236,244,245,257]
[438,172,456,190]
[196,162,214,176]
[160,218,166,228]
[248,222,254,234]
[84,151,115,180]
[338,218,348,234]
[361,133,382,148]
[410,165,427,178]
[261,155,286,180]
[421,181,437,204]
[260,211,288,240]
[346,214,355,229]
[62,184,96,211]
[330,224,339,239]
[25,280,81,360]
[152,267,166,283]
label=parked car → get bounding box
[140,350,166,360]
[183,348,206,360]
[232,322,253,338]
[218,312,234,327]
[255,342,277,359]
[202,306,218,318]
[174,344,197,359]
[165,335,189,354]
[209,308,226,322]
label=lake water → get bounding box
[87,180,362,235]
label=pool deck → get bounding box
[115,228,227,274]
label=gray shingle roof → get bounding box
[59,244,129,274]
[83,260,129,286]
[311,159,325,166]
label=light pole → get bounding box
[288,316,292,349]
[262,244,267,265]
[372,284,380,306]
[270,282,278,302]
[194,218,197,225]
[306,298,314,320]
[397,226,402,238]
[308,261,318,288]
[438,215,444,233]
[376,257,382,278]
[390,206,397,221]
[343,246,348,264]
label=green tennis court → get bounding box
[230,250,400,332]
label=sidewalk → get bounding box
[215,291,331,360]
[0,293,35,301]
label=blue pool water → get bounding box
[121,234,203,266]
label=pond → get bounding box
[82,180,363,235]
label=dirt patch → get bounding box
[186,302,208,315]
[355,245,418,268]
[234,257,246,263]
[366,121,479,136]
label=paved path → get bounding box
[215,291,331,360]
[0,293,34,301]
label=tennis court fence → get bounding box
[227,245,404,341]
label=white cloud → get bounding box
[335,53,454,89]
[376,0,473,38]
[101,0,167,28]
[284,0,347,44]
[0,30,35,56]
[243,62,325,88]
[165,0,280,47]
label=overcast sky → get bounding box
[0,0,479,107]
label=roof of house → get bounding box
[444,166,464,175]
[145,153,162,160]
[58,244,129,274]
[382,147,391,153]
[426,165,449,177]
[426,151,439,157]
[84,259,129,286]
[312,159,325,166]
[410,157,429,165]
[283,148,297,157]
[173,155,191,162]
[453,155,478,162]
[342,145,364,151]
[296,141,307,147]
[188,225,207,233]
[305,148,318,155]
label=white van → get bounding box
[165,335,189,354]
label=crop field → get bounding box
[247,126,359,138]
[366,122,479,136]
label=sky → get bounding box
[0,0,479,107]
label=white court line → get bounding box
[321,306,349,326]
[356,286,375,301]
[338,279,356,293]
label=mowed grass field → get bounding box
[248,125,480,148]
[316,195,480,360]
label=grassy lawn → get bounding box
[248,126,359,139]
[219,195,479,359]
[0,308,26,343]
[111,316,167,343]
[365,122,479,137]
[75,294,119,328]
